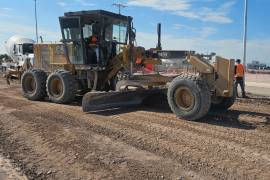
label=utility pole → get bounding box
[112,2,127,15]
[243,0,248,83]
[34,0,39,43]
[112,2,127,49]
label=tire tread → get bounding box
[167,74,211,121]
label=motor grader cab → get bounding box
[21,10,236,121]
[59,10,133,68]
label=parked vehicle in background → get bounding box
[5,35,35,67]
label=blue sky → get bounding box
[0,0,269,64]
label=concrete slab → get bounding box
[246,86,270,97]
[246,82,270,88]
[244,74,270,97]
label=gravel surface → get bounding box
[0,153,28,180]
[0,77,270,180]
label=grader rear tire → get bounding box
[21,69,47,101]
[167,75,211,121]
[46,70,77,104]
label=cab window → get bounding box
[22,44,34,54]
[83,24,93,39]
[112,23,128,44]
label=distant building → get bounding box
[247,61,269,70]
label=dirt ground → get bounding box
[0,154,28,180]
[0,76,270,180]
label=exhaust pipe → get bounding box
[156,23,162,50]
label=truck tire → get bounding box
[46,70,77,104]
[167,75,211,121]
[211,88,236,111]
[21,69,47,101]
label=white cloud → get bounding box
[199,27,217,38]
[128,0,235,24]
[136,32,270,64]
[173,24,187,30]
[173,24,217,38]
[57,0,95,8]
[0,7,13,17]
[75,0,95,7]
[128,0,190,11]
[58,2,68,7]
[0,23,61,54]
[0,22,61,44]
[1,7,13,11]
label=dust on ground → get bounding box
[0,76,270,180]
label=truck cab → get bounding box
[59,10,134,69]
[5,35,35,67]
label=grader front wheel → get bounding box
[167,75,211,121]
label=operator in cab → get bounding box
[235,59,247,98]
[88,24,100,65]
[90,34,98,45]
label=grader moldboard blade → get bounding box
[82,89,164,112]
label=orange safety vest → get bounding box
[136,57,142,64]
[90,35,98,44]
[236,64,244,77]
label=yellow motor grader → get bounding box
[21,10,236,120]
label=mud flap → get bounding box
[82,89,165,112]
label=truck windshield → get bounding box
[22,43,34,54]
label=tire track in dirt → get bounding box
[1,113,125,179]
[101,113,270,179]
[7,105,213,179]
[1,113,93,179]
[114,112,270,162]
[131,110,270,149]
[1,105,203,179]
[0,120,50,180]
[0,153,28,180]
[23,100,268,179]
[17,104,261,180]
[135,108,270,144]
[50,101,270,156]
[1,83,270,179]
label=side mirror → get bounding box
[211,52,216,56]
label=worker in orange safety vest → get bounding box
[88,29,99,64]
[235,59,247,98]
[90,35,98,45]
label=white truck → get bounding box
[3,35,35,83]
[4,35,35,67]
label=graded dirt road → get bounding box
[0,77,270,180]
[0,154,28,180]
